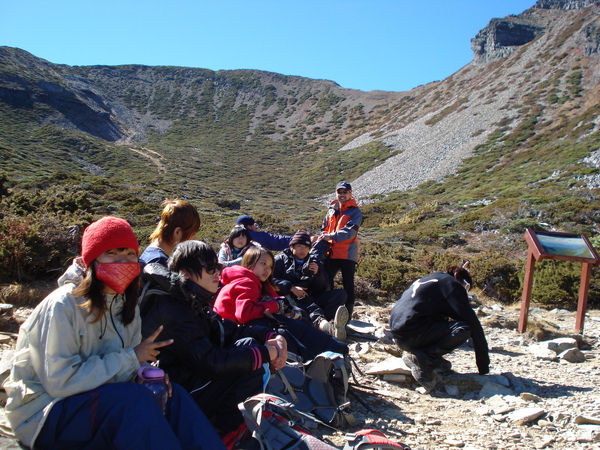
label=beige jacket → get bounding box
[3,262,141,448]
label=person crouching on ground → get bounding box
[140,240,287,436]
[389,263,490,390]
[3,216,224,450]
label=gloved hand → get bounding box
[276,297,292,314]
[476,352,490,375]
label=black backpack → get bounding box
[267,351,355,429]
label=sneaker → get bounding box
[331,305,348,340]
[402,351,437,390]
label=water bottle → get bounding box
[138,366,168,414]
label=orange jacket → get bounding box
[321,197,362,262]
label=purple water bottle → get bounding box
[138,366,168,414]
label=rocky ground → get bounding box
[0,298,599,449]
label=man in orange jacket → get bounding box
[321,181,363,317]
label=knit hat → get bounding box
[236,215,255,227]
[336,181,352,191]
[289,230,311,248]
[81,216,139,267]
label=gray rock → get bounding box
[478,381,514,399]
[558,347,586,363]
[529,343,559,361]
[508,407,546,425]
[445,385,460,397]
[520,392,542,402]
[575,415,600,425]
[545,337,578,354]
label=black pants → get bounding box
[392,320,472,360]
[247,315,347,361]
[326,259,357,316]
[296,288,347,325]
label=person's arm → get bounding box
[248,229,291,251]
[151,303,273,378]
[447,288,489,374]
[232,281,279,324]
[30,295,140,399]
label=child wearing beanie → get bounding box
[3,216,224,449]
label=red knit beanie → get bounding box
[81,216,139,267]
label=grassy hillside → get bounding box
[1,4,600,309]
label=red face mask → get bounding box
[96,262,140,294]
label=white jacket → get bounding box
[3,260,142,448]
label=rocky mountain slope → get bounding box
[346,0,600,199]
[2,0,600,204]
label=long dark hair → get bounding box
[72,264,139,325]
[446,265,473,287]
[226,225,250,247]
[241,246,278,296]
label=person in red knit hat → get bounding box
[3,216,225,449]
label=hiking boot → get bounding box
[330,305,348,340]
[402,351,437,390]
[431,356,452,372]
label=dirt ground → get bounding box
[0,297,599,449]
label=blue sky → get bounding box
[1,0,535,92]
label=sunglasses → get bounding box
[203,262,223,275]
[337,189,349,194]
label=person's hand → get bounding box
[308,262,319,275]
[476,352,490,375]
[266,335,287,371]
[291,286,307,299]
[134,326,174,364]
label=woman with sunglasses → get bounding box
[140,240,287,436]
[389,262,489,391]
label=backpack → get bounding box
[267,351,355,429]
[231,393,338,450]
[228,394,411,450]
[342,430,412,450]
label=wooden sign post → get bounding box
[519,229,600,334]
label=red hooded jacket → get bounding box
[214,265,279,324]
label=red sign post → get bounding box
[519,229,600,334]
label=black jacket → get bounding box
[389,271,489,374]
[140,263,275,391]
[273,248,329,297]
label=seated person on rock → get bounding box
[273,229,349,340]
[214,245,347,361]
[140,199,201,267]
[140,240,287,436]
[389,262,490,390]
[3,216,224,450]
[218,225,255,267]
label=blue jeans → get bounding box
[35,382,225,450]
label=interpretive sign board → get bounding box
[519,229,600,334]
